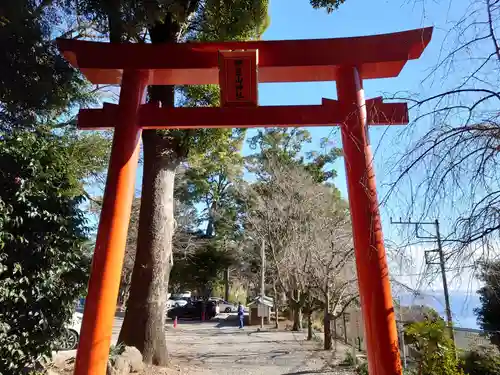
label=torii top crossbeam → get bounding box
[57,27,432,85]
[57,28,432,130]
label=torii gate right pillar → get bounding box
[337,66,401,375]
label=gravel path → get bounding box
[52,315,357,374]
[164,318,356,375]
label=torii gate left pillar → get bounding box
[57,27,432,375]
[72,70,149,375]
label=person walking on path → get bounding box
[237,302,244,329]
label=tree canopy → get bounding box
[0,0,94,130]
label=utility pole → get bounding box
[224,268,230,301]
[390,218,455,344]
[434,220,453,330]
[396,297,407,369]
[223,237,230,302]
[260,238,266,329]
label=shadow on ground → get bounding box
[166,318,219,324]
[282,371,352,375]
[216,316,240,328]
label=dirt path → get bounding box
[52,316,357,375]
[165,319,356,375]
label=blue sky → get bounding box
[88,1,482,325]
[123,0,462,222]
[256,0,456,202]
[253,0,482,326]
[261,1,486,325]
[257,0,481,288]
[124,0,472,277]
[95,0,458,204]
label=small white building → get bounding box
[248,296,274,325]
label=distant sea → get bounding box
[397,292,480,329]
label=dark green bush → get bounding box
[355,362,369,375]
[461,346,500,375]
[405,320,464,375]
[0,131,90,374]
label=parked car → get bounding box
[55,312,83,350]
[217,300,237,313]
[167,300,217,320]
[172,291,191,299]
[168,296,189,308]
[208,296,223,302]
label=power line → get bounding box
[391,264,477,277]
[390,218,456,346]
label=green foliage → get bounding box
[0,130,91,374]
[76,0,271,160]
[175,87,244,240]
[476,261,500,349]
[109,343,126,363]
[0,2,109,369]
[74,0,270,43]
[211,284,247,304]
[0,0,94,130]
[355,362,369,375]
[180,129,246,236]
[188,0,270,42]
[247,128,343,185]
[405,319,463,375]
[61,129,110,186]
[342,350,355,366]
[170,242,233,295]
[175,87,248,285]
[461,346,500,375]
[400,305,445,344]
[310,0,346,13]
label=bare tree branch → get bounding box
[385,0,500,285]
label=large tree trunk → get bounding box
[324,310,332,350]
[118,19,181,366]
[333,317,337,352]
[224,267,230,301]
[324,287,332,350]
[105,0,125,43]
[342,312,348,344]
[205,201,217,237]
[118,128,180,365]
[291,290,302,331]
[307,312,313,340]
[273,281,279,329]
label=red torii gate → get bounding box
[57,27,432,375]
